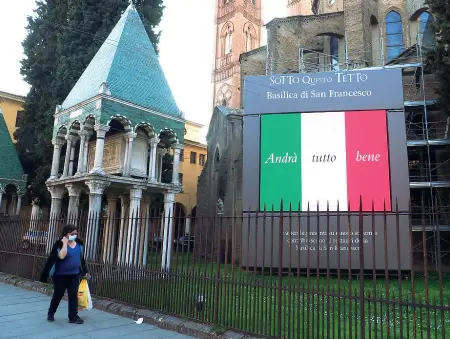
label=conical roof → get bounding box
[62,5,180,117]
[0,109,26,192]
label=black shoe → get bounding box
[69,317,84,324]
[47,315,54,322]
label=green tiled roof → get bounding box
[0,110,26,192]
[62,5,181,117]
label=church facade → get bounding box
[198,0,443,260]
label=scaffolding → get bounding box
[295,34,450,270]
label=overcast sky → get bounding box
[0,0,286,129]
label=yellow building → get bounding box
[175,120,207,234]
[0,91,25,142]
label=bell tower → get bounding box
[212,0,263,109]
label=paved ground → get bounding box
[0,283,193,339]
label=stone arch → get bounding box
[83,115,96,134]
[220,21,234,55]
[135,122,156,138]
[409,9,435,46]
[220,21,234,37]
[55,126,68,142]
[407,0,428,20]
[215,83,232,107]
[106,115,132,133]
[69,120,81,137]
[158,128,178,146]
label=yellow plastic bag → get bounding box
[78,279,93,311]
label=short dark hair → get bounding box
[61,224,77,237]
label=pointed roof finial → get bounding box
[129,0,134,9]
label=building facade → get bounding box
[212,0,263,109]
[0,91,25,142]
[174,120,207,235]
[199,0,447,266]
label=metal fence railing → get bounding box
[0,203,449,338]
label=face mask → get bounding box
[68,235,77,241]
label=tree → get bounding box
[15,0,164,205]
[426,0,450,113]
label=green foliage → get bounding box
[425,0,450,114]
[15,0,164,205]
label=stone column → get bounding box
[15,193,23,216]
[157,149,165,182]
[62,136,73,178]
[185,216,191,235]
[90,125,110,174]
[117,195,129,264]
[123,132,137,176]
[85,179,109,261]
[46,186,65,254]
[161,191,176,271]
[50,140,64,180]
[102,193,118,264]
[82,135,90,173]
[171,144,182,185]
[140,197,151,268]
[76,131,87,175]
[148,138,159,182]
[0,189,4,213]
[126,187,143,265]
[68,141,76,177]
[29,199,40,232]
[66,184,82,221]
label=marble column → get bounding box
[185,217,191,235]
[66,184,82,222]
[123,132,137,176]
[62,136,73,178]
[117,195,130,265]
[139,198,151,268]
[0,190,4,213]
[82,135,90,173]
[126,187,143,265]
[50,140,64,180]
[157,149,165,182]
[68,141,76,177]
[90,125,110,174]
[148,138,159,182]
[161,191,176,271]
[76,131,87,175]
[85,179,109,261]
[29,199,40,232]
[15,194,23,216]
[102,194,118,264]
[171,144,182,185]
[46,186,66,254]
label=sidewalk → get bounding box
[0,283,193,339]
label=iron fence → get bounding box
[0,203,449,338]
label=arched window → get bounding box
[330,36,339,71]
[418,11,435,46]
[225,32,232,54]
[245,28,252,52]
[385,11,404,61]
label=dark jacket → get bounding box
[39,238,88,283]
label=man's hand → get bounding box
[61,237,69,246]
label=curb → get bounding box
[0,273,262,339]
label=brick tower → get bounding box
[212,0,263,109]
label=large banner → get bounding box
[242,69,411,270]
[259,111,391,212]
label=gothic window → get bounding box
[244,22,256,52]
[385,11,404,61]
[225,32,232,54]
[330,36,339,71]
[418,11,435,46]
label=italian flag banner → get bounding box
[259,111,391,212]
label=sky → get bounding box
[0,0,286,130]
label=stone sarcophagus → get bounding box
[88,132,149,178]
